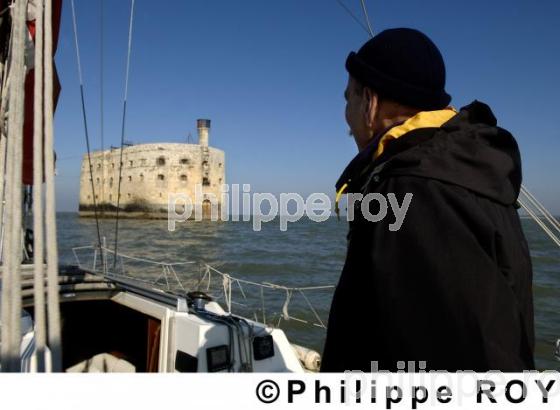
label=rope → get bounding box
[0,20,14,136]
[1,0,27,372]
[113,0,135,267]
[359,0,374,37]
[518,198,560,248]
[298,289,326,328]
[162,265,170,290]
[260,286,266,324]
[205,263,334,292]
[32,0,47,372]
[335,0,372,37]
[235,278,247,299]
[74,244,196,266]
[0,40,10,251]
[45,0,62,372]
[70,0,104,266]
[281,289,292,320]
[169,265,186,292]
[517,185,560,249]
[222,274,232,313]
[520,185,560,235]
[0,128,7,258]
[7,0,27,370]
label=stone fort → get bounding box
[79,119,225,218]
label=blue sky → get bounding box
[54,0,560,212]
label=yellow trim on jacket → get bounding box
[374,107,458,159]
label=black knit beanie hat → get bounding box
[345,28,451,110]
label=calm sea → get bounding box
[57,213,560,370]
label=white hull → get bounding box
[16,264,309,373]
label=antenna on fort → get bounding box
[186,132,192,144]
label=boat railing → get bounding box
[72,245,334,332]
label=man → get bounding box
[321,28,534,372]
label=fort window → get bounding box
[140,158,146,165]
[202,177,210,186]
[109,194,112,201]
[219,163,223,168]
[96,177,100,184]
[127,193,131,199]
[159,192,162,198]
[111,163,115,169]
[129,160,133,167]
[157,174,165,181]
[157,157,166,166]
[97,163,101,169]
[218,178,222,184]
[180,174,187,183]
[109,177,113,187]
[180,158,189,165]
[87,195,90,200]
[202,199,212,216]
[140,173,144,182]
[95,195,98,199]
[128,176,132,182]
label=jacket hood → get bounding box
[337,101,522,206]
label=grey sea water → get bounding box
[57,213,560,370]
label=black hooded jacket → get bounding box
[321,101,535,372]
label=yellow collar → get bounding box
[335,107,458,219]
[374,107,458,158]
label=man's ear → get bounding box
[362,87,378,129]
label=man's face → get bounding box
[344,76,374,151]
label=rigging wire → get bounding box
[518,186,560,248]
[70,0,104,265]
[518,198,560,248]
[521,185,560,234]
[359,0,374,37]
[113,0,136,268]
[100,0,105,212]
[335,0,372,37]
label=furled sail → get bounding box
[0,0,62,184]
